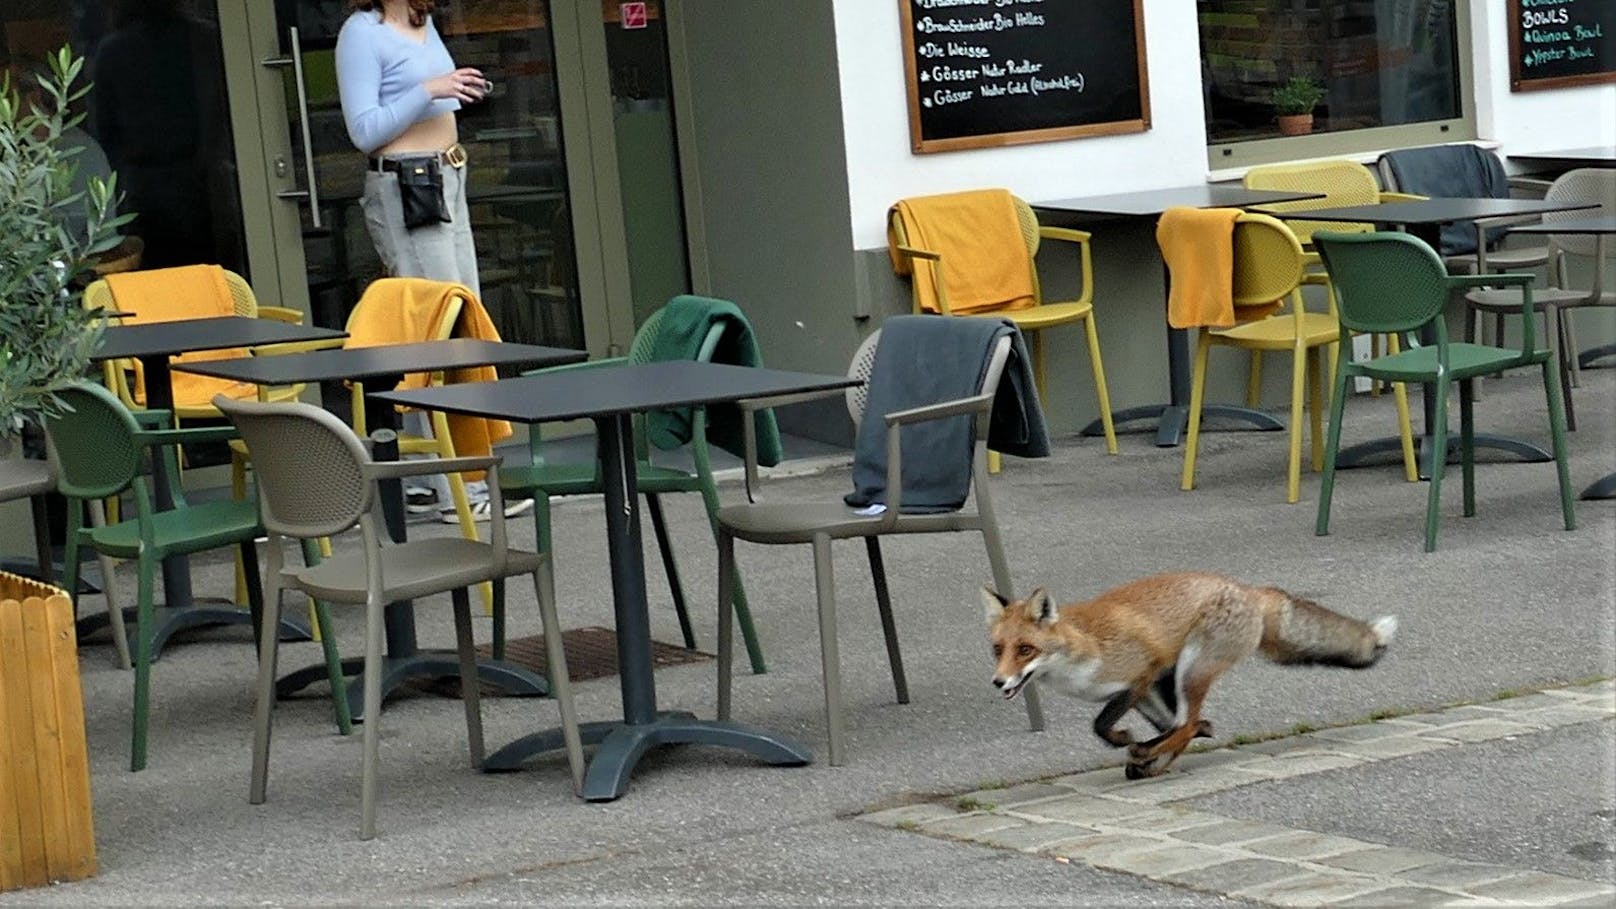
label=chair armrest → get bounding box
[1448,272,1535,290]
[883,392,993,427]
[133,425,240,447]
[1038,226,1092,245]
[252,337,345,358]
[254,306,303,324]
[522,356,626,377]
[363,455,500,481]
[735,385,853,502]
[893,244,940,262]
[1508,176,1552,195]
[737,386,849,415]
[130,409,174,429]
[1378,191,1427,203]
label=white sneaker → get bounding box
[440,497,536,523]
[405,487,439,514]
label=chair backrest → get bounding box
[1544,167,1616,261]
[1314,231,1452,337]
[42,383,143,501]
[1376,144,1511,255]
[213,396,374,540]
[1244,159,1380,246]
[1232,212,1307,309]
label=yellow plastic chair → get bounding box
[344,284,492,609]
[888,191,1117,459]
[1243,159,1423,398]
[1180,213,1416,503]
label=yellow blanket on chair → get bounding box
[345,278,513,467]
[1157,207,1245,330]
[103,265,259,408]
[888,189,1037,314]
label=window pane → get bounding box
[1200,0,1461,145]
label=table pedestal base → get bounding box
[75,602,310,660]
[483,710,813,801]
[1581,473,1616,500]
[1577,343,1615,370]
[276,653,549,722]
[1083,403,1283,448]
[1335,432,1551,478]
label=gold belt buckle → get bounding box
[442,143,467,169]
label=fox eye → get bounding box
[991,644,1002,657]
[1016,644,1036,658]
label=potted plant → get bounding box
[1,50,127,890]
[1272,77,1323,136]
[1,47,128,445]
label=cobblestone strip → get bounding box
[859,681,1615,907]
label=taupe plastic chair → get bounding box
[714,325,1045,766]
[213,395,585,840]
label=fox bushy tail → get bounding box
[1257,588,1396,669]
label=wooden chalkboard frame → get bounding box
[1507,0,1616,92]
[898,0,1152,154]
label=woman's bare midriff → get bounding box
[376,111,458,157]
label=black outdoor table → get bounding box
[1266,197,1600,477]
[374,361,860,801]
[1033,185,1326,446]
[175,338,585,720]
[1508,215,1616,501]
[86,316,348,656]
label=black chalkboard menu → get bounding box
[898,0,1151,154]
[1508,0,1616,91]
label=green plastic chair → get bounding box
[498,300,771,674]
[45,382,350,771]
[1312,232,1575,552]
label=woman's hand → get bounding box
[423,67,487,104]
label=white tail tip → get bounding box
[1371,615,1398,646]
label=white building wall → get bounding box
[834,0,1616,251]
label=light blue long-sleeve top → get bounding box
[334,11,460,155]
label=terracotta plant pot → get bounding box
[1277,113,1315,136]
[0,570,97,891]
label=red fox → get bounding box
[983,572,1395,779]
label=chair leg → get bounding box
[28,494,53,586]
[697,480,766,675]
[645,494,695,650]
[1180,333,1213,492]
[1386,335,1418,484]
[85,501,131,670]
[1459,379,1477,518]
[1541,359,1576,533]
[716,530,737,723]
[980,508,1044,733]
[131,552,156,772]
[1286,343,1307,504]
[1316,360,1353,538]
[1424,378,1451,553]
[451,587,485,768]
[1308,347,1325,473]
[240,540,266,646]
[433,412,493,614]
[360,595,385,840]
[231,454,249,607]
[533,560,585,794]
[811,533,846,766]
[299,539,351,735]
[1246,349,1263,409]
[1082,314,1118,455]
[249,570,286,805]
[1548,307,1576,431]
[863,538,908,705]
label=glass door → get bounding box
[248,0,603,355]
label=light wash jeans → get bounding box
[363,156,485,509]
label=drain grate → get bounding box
[414,626,712,697]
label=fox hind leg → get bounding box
[1139,666,1214,740]
[1127,660,1231,778]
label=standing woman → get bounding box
[336,0,501,520]
[336,0,485,291]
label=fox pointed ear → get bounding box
[1024,588,1058,627]
[981,586,1011,625]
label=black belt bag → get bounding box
[382,156,451,230]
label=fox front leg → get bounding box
[1092,687,1146,747]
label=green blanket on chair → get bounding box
[646,295,785,467]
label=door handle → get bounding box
[262,26,323,229]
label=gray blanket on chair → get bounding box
[1380,145,1512,256]
[845,315,1050,514]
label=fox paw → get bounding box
[1195,719,1214,739]
[1125,758,1168,780]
